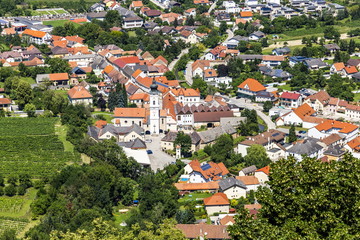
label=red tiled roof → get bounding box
[333,62,345,71]
[236,176,260,185]
[240,11,253,17]
[255,166,269,175]
[49,73,69,81]
[204,193,229,206]
[113,107,146,118]
[238,78,265,92]
[177,224,230,239]
[344,66,358,74]
[174,182,219,191]
[314,119,358,134]
[0,98,11,105]
[293,103,316,120]
[68,85,92,99]
[23,29,47,38]
[280,91,300,100]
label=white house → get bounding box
[308,120,358,143]
[122,16,144,29]
[236,176,260,192]
[184,160,229,183]
[286,138,325,161]
[223,1,240,13]
[254,166,269,185]
[279,92,302,109]
[219,177,247,199]
[204,193,230,215]
[67,85,93,105]
[22,29,51,45]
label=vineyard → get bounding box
[0,118,80,178]
[0,217,29,235]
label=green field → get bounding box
[32,9,69,16]
[0,188,37,235]
[0,118,79,178]
[178,192,212,203]
[43,20,73,27]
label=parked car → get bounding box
[146,150,153,154]
[298,130,307,134]
[145,139,152,143]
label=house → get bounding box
[174,182,219,193]
[249,31,265,41]
[223,1,240,13]
[279,92,302,108]
[303,90,330,114]
[113,107,147,127]
[347,59,360,69]
[272,47,290,56]
[235,176,260,191]
[223,35,249,49]
[220,215,235,226]
[330,62,345,74]
[286,138,325,161]
[219,177,247,199]
[239,11,253,20]
[238,165,257,176]
[343,66,358,77]
[36,73,69,86]
[262,55,285,67]
[184,8,196,17]
[237,129,286,161]
[254,166,269,185]
[345,104,360,121]
[203,193,230,215]
[67,85,93,105]
[308,120,358,142]
[0,98,12,111]
[87,123,143,142]
[144,9,162,18]
[196,124,237,147]
[89,3,105,12]
[179,30,198,44]
[122,16,144,29]
[194,111,234,129]
[184,160,229,183]
[22,29,51,45]
[177,224,230,239]
[161,131,201,153]
[51,46,69,58]
[304,58,327,70]
[193,0,210,4]
[130,1,143,9]
[261,68,292,81]
[323,43,340,54]
[237,78,266,97]
[344,136,360,159]
[86,11,107,21]
[276,103,316,127]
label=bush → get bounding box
[17,185,27,196]
[0,187,4,196]
[4,185,16,196]
[33,180,45,189]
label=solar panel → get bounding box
[272,133,280,137]
[201,164,211,171]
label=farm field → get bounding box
[0,118,80,178]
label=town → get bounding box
[0,0,359,238]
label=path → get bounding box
[168,48,189,71]
[208,0,218,13]
[266,33,349,49]
[185,60,194,86]
[149,0,166,9]
[229,97,276,130]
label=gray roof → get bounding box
[51,46,69,55]
[304,58,327,68]
[219,177,246,191]
[352,72,360,81]
[240,165,257,174]
[273,47,290,54]
[91,56,108,69]
[161,131,201,145]
[87,124,143,140]
[237,54,263,60]
[63,54,95,60]
[287,138,324,155]
[87,11,107,18]
[117,138,146,149]
[231,35,249,42]
[198,124,236,144]
[117,6,137,18]
[250,31,265,38]
[324,145,345,157]
[324,43,340,51]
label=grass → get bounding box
[257,116,267,131]
[128,31,137,37]
[277,84,292,91]
[0,188,37,218]
[354,92,360,102]
[43,20,74,27]
[93,111,114,123]
[180,82,190,88]
[113,206,136,227]
[278,125,308,131]
[55,121,74,152]
[178,192,212,203]
[56,90,68,99]
[20,77,36,85]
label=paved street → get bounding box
[168,48,189,71]
[185,61,194,85]
[229,97,276,130]
[149,0,166,9]
[146,134,175,171]
[208,0,218,13]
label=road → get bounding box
[185,60,194,86]
[149,0,166,9]
[224,29,234,42]
[208,0,218,14]
[146,134,175,171]
[168,48,189,71]
[229,97,276,130]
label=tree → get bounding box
[263,101,273,113]
[15,81,33,109]
[46,58,71,73]
[188,46,202,61]
[229,154,360,239]
[244,144,270,168]
[164,71,176,80]
[4,185,16,196]
[176,209,196,224]
[174,131,192,155]
[210,134,234,163]
[0,229,18,240]
[288,124,297,143]
[220,21,228,35]
[191,76,207,97]
[324,26,340,40]
[24,103,36,117]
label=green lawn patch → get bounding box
[43,20,72,27]
[178,192,212,203]
[128,31,137,37]
[20,77,35,85]
[354,92,360,102]
[55,121,74,152]
[277,84,292,91]
[93,112,113,123]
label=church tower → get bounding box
[149,80,160,135]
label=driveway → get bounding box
[185,61,194,85]
[146,134,175,171]
[229,97,276,130]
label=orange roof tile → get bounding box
[65,35,84,44]
[132,69,143,78]
[255,166,270,175]
[344,66,358,74]
[171,88,200,97]
[0,98,11,105]
[23,29,46,38]
[237,78,265,92]
[68,85,92,99]
[244,204,262,210]
[314,119,358,134]
[129,93,150,102]
[49,73,69,81]
[53,40,67,48]
[174,182,219,191]
[95,120,107,128]
[293,103,315,120]
[333,62,345,71]
[220,215,235,225]
[262,55,285,61]
[113,107,146,118]
[131,0,143,7]
[103,65,114,74]
[347,136,360,151]
[236,176,260,185]
[235,18,247,25]
[2,28,15,35]
[204,193,229,206]
[240,11,253,17]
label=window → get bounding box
[153,101,155,105]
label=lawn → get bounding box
[128,31,137,37]
[354,92,360,102]
[93,112,114,123]
[178,192,212,203]
[113,207,134,227]
[20,77,36,85]
[277,84,292,91]
[43,20,75,27]
[55,121,74,152]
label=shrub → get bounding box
[4,185,16,196]
[17,185,27,196]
